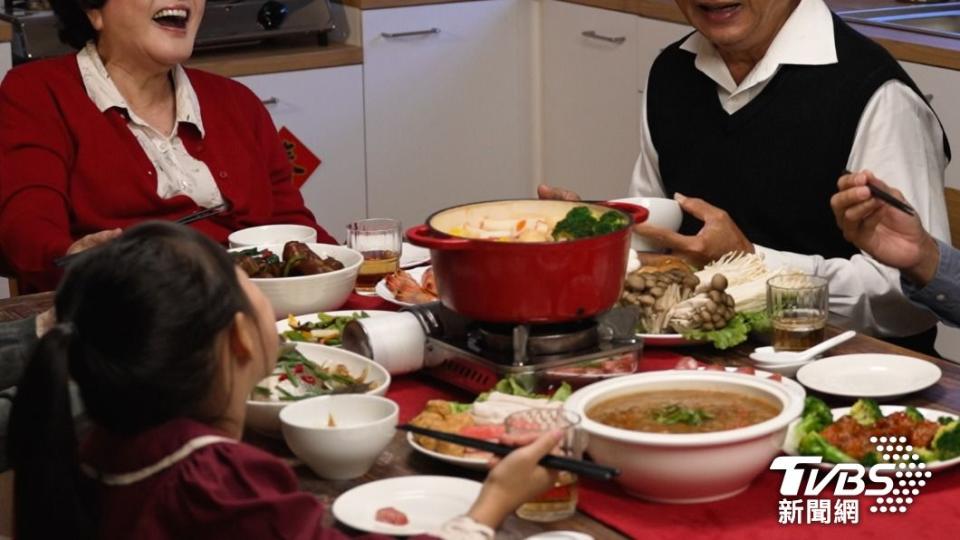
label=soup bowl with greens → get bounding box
[564,370,804,503]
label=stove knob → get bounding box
[257,1,288,30]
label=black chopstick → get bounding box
[53,202,231,268]
[842,170,916,217]
[399,424,619,482]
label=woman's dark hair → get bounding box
[50,0,106,50]
[7,222,254,539]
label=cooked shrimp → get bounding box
[386,270,438,304]
[421,268,437,297]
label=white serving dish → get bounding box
[782,405,960,472]
[332,476,482,535]
[280,394,398,480]
[563,370,805,503]
[245,343,390,437]
[228,224,317,248]
[231,243,363,319]
[795,354,942,400]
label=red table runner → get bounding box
[348,295,960,538]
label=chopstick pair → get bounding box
[842,170,916,217]
[53,202,231,268]
[399,424,620,482]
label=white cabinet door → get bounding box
[236,66,367,243]
[541,0,640,199]
[635,16,693,149]
[900,62,960,191]
[362,0,533,229]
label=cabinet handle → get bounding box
[261,97,279,106]
[381,28,441,39]
[582,30,626,45]
[924,93,934,103]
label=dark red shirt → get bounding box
[0,54,337,292]
[80,418,397,540]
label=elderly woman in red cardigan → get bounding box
[0,0,337,292]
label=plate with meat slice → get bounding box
[332,475,483,535]
[375,266,438,306]
[782,405,960,472]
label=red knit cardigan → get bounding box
[0,54,336,292]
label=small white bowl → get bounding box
[231,243,364,319]
[611,197,683,252]
[280,394,398,480]
[245,343,391,437]
[228,224,318,248]
[564,370,804,503]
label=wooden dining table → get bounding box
[2,291,959,539]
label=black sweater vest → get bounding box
[647,15,950,260]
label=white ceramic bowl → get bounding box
[228,224,318,248]
[280,394,399,480]
[563,370,804,503]
[245,343,391,437]
[611,197,683,252]
[231,243,363,319]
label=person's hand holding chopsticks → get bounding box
[831,170,939,286]
[465,430,563,529]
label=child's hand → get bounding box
[466,430,564,528]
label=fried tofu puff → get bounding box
[410,400,474,456]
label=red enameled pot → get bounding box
[406,199,648,324]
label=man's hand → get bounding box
[537,184,581,201]
[632,193,753,267]
[65,228,123,256]
[830,170,938,286]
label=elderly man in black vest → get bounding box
[542,0,950,354]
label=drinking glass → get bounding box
[767,274,829,352]
[504,408,581,522]
[346,219,402,294]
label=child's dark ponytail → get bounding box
[8,322,95,539]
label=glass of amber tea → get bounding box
[504,408,582,522]
[346,218,401,294]
[767,275,829,352]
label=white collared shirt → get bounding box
[630,0,950,338]
[76,43,224,208]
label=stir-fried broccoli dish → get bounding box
[794,397,960,465]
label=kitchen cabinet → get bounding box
[235,66,367,243]
[540,3,690,199]
[362,0,534,229]
[900,62,960,191]
[541,0,640,200]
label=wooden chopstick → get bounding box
[399,423,619,482]
[53,202,231,268]
[841,170,916,217]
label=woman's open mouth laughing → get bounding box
[152,7,190,31]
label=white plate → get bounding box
[637,333,705,347]
[796,354,942,399]
[782,405,960,472]
[332,475,482,535]
[274,310,394,344]
[375,266,432,307]
[406,433,489,470]
[400,243,431,269]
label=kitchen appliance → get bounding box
[406,199,648,323]
[343,301,644,395]
[0,0,334,64]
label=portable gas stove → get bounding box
[1,0,334,64]
[400,302,643,395]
